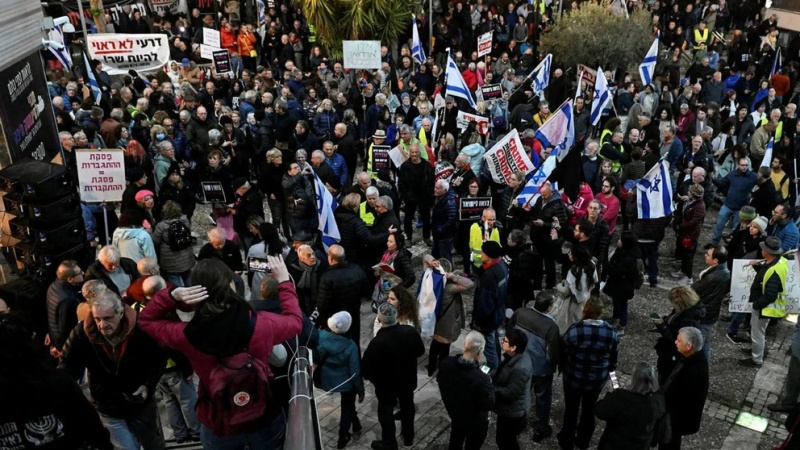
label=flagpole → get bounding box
[76,0,89,44]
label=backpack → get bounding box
[167,220,193,251]
[633,259,645,290]
[201,314,276,436]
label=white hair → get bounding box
[98,245,121,264]
[679,326,704,351]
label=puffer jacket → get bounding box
[431,190,458,239]
[316,330,365,395]
[152,216,196,274]
[529,191,569,242]
[492,351,533,418]
[112,227,156,263]
[282,172,316,221]
[333,206,389,265]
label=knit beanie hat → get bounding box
[482,241,503,259]
[739,206,757,222]
[751,216,768,235]
[327,311,352,334]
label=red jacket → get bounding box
[568,182,595,226]
[461,68,478,90]
[220,27,238,55]
[139,282,303,433]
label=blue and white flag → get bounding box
[639,38,659,86]
[48,26,72,71]
[256,0,267,23]
[516,155,556,206]
[532,54,552,93]
[313,170,341,250]
[82,51,102,104]
[590,67,610,126]
[761,137,774,168]
[636,160,674,219]
[412,15,426,65]
[446,54,477,110]
[770,47,782,79]
[535,100,574,161]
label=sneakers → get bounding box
[403,437,414,448]
[737,358,763,368]
[615,327,626,337]
[727,333,749,344]
[675,276,693,285]
[670,271,685,278]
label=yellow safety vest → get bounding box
[600,129,613,147]
[359,201,375,226]
[759,117,783,141]
[693,28,709,49]
[598,142,625,173]
[469,222,501,268]
[760,257,789,318]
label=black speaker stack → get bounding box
[0,160,86,278]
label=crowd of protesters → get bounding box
[4,0,800,449]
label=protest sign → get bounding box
[342,41,381,69]
[75,150,126,203]
[459,197,492,221]
[576,64,598,85]
[481,84,503,100]
[389,146,407,168]
[477,32,493,57]
[371,145,391,172]
[729,258,800,313]
[87,34,170,75]
[149,0,181,15]
[483,129,534,184]
[213,50,232,73]
[0,53,60,162]
[203,28,221,48]
[456,110,491,135]
[201,181,227,203]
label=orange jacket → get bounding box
[238,30,257,57]
[220,27,237,55]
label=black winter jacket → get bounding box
[85,257,140,297]
[282,172,316,221]
[504,244,536,311]
[362,324,425,392]
[508,307,561,377]
[316,262,368,328]
[528,193,569,244]
[437,355,495,424]
[472,260,509,333]
[493,352,533,418]
[654,303,706,383]
[692,264,731,324]
[431,190,458,239]
[334,206,389,265]
[596,389,666,450]
[603,246,642,300]
[398,159,435,205]
[663,351,709,437]
[47,279,81,350]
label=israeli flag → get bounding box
[639,38,659,86]
[516,156,556,207]
[256,0,267,23]
[761,138,774,168]
[535,100,574,161]
[412,15,426,65]
[636,160,674,219]
[770,47,782,79]
[590,67,610,126]
[48,26,72,71]
[82,51,102,104]
[313,170,341,250]
[446,54,477,110]
[532,54,552,94]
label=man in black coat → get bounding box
[230,178,265,251]
[663,327,709,450]
[437,331,495,449]
[493,328,533,450]
[691,245,731,362]
[526,182,568,290]
[314,245,368,348]
[431,180,458,261]
[47,260,85,356]
[398,144,435,245]
[472,241,509,372]
[450,153,477,197]
[362,303,425,450]
[333,123,358,186]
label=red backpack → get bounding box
[201,313,277,436]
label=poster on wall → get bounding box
[0,53,61,162]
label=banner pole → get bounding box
[102,202,110,246]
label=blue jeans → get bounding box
[165,271,192,288]
[531,375,554,435]
[727,312,747,335]
[483,329,501,371]
[200,411,286,450]
[98,399,165,450]
[157,371,200,440]
[432,237,454,263]
[711,205,739,245]
[697,322,713,363]
[640,241,660,282]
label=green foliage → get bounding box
[294,0,415,60]
[540,2,653,72]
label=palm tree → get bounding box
[294,0,415,59]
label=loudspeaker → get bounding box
[13,242,85,277]
[9,217,84,251]
[13,193,81,223]
[0,160,73,200]
[0,276,50,336]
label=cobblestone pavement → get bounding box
[159,201,797,449]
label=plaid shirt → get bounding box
[562,319,619,392]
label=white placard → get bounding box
[76,149,126,203]
[477,32,493,57]
[200,44,220,60]
[729,258,800,313]
[342,40,381,69]
[87,34,171,75]
[203,28,221,48]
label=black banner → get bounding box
[201,181,226,203]
[0,53,61,162]
[459,197,492,221]
[481,84,503,100]
[371,145,390,172]
[213,50,231,74]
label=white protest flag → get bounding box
[639,37,659,86]
[532,53,552,94]
[482,129,534,184]
[446,54,477,110]
[534,100,574,161]
[761,138,774,168]
[636,160,674,219]
[590,67,610,126]
[411,15,426,64]
[313,170,341,250]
